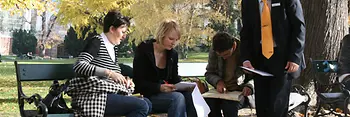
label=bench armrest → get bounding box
[291,84,311,104]
[20,93,42,104]
[292,84,307,95]
[19,93,49,117]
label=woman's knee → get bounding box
[132,98,150,114]
[143,98,153,114]
[170,92,186,106]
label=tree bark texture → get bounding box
[298,0,348,88]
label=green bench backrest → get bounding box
[15,61,75,81]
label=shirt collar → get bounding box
[101,33,115,48]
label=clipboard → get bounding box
[240,66,274,76]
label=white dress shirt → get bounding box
[101,33,116,62]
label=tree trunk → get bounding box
[177,45,188,59]
[297,0,348,105]
[36,10,47,57]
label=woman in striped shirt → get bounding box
[67,10,151,117]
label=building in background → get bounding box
[0,9,66,57]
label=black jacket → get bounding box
[133,39,181,97]
[240,0,306,78]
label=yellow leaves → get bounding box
[0,0,58,16]
[56,0,134,39]
[129,0,224,47]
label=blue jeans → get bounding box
[105,94,152,117]
[205,98,242,117]
[149,91,197,117]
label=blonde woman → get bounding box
[133,19,197,117]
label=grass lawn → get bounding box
[0,52,208,116]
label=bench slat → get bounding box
[47,114,74,117]
[16,63,75,81]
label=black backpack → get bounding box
[42,80,72,114]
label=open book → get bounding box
[202,89,243,101]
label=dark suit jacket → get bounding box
[240,0,306,78]
[133,39,181,97]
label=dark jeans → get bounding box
[149,91,197,117]
[205,98,242,117]
[254,75,292,117]
[105,94,152,117]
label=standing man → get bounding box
[240,0,305,117]
[205,32,254,117]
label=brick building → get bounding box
[0,35,12,55]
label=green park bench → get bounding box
[14,61,310,117]
[15,61,75,117]
[14,62,206,117]
[14,62,134,117]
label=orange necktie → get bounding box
[261,0,274,59]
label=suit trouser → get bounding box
[254,74,292,117]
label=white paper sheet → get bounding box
[181,82,211,117]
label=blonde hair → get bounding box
[155,19,180,44]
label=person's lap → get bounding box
[105,93,151,117]
[149,91,197,117]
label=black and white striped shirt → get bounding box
[73,33,121,76]
[67,33,133,117]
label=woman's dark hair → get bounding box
[103,10,130,33]
[212,32,236,53]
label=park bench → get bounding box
[15,61,310,117]
[14,62,207,117]
[15,61,75,117]
[15,61,139,117]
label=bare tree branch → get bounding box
[45,15,57,40]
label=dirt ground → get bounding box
[238,108,348,117]
[149,106,349,117]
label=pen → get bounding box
[163,80,169,84]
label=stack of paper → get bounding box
[202,89,243,101]
[175,82,196,91]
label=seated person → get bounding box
[205,32,254,117]
[66,10,151,117]
[27,52,33,59]
[133,19,197,117]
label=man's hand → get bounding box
[243,61,255,74]
[160,84,176,92]
[216,80,226,93]
[285,61,299,73]
[242,87,252,96]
